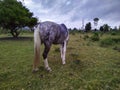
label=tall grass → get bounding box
[90,32,100,41]
[100,37,120,47]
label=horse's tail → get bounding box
[33,24,41,72]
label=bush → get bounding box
[0,28,9,34]
[90,32,100,41]
[112,38,120,43]
[111,32,116,35]
[109,31,120,35]
[100,37,120,47]
[100,38,115,47]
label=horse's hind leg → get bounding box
[43,42,52,72]
[61,41,67,65]
[60,44,63,60]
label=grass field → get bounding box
[0,32,120,90]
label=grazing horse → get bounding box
[33,21,69,72]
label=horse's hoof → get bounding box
[32,68,39,73]
[46,67,52,72]
[62,62,66,65]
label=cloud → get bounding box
[18,0,120,28]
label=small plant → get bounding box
[90,32,100,41]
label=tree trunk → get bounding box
[10,29,20,38]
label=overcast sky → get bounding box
[19,0,120,29]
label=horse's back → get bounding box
[39,21,68,44]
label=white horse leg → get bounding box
[44,58,52,71]
[62,41,67,65]
[60,44,63,60]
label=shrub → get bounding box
[111,32,116,35]
[100,37,120,47]
[90,32,100,41]
[0,28,9,34]
[100,38,115,47]
[112,38,120,43]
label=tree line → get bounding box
[85,23,120,32]
[70,23,120,33]
[84,17,120,32]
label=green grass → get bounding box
[0,32,120,90]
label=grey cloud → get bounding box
[22,0,120,28]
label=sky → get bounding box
[18,0,120,29]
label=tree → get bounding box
[102,24,110,32]
[99,26,104,31]
[73,27,77,31]
[93,18,99,30]
[0,0,37,37]
[119,26,120,31]
[113,26,117,31]
[85,22,91,32]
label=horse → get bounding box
[33,21,69,72]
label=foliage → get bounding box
[0,0,37,37]
[102,24,110,32]
[100,37,120,47]
[85,22,91,32]
[119,26,120,31]
[90,32,100,41]
[69,28,82,35]
[0,28,9,34]
[111,31,117,35]
[99,26,104,32]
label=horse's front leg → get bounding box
[43,42,52,72]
